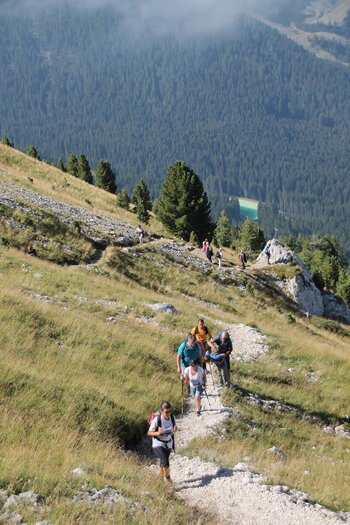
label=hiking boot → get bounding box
[196,410,201,416]
[164,475,172,483]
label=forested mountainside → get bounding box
[1,5,350,254]
[259,0,350,65]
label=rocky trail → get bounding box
[159,323,349,525]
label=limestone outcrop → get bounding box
[257,239,350,323]
[284,272,324,316]
[322,293,350,325]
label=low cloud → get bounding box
[1,0,288,38]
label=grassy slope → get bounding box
[0,144,168,237]
[0,147,349,520]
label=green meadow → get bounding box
[0,146,349,521]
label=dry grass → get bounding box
[1,147,350,518]
[0,144,166,236]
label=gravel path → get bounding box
[170,323,348,525]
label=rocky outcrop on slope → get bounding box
[322,292,350,325]
[257,239,350,323]
[284,271,324,316]
[0,181,138,246]
[257,238,293,265]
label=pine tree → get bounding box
[189,231,200,246]
[77,154,93,184]
[336,270,350,307]
[57,159,66,172]
[95,160,117,194]
[27,144,40,160]
[214,211,232,247]
[66,152,78,177]
[117,188,130,209]
[240,218,265,252]
[1,134,13,147]
[157,160,213,241]
[132,178,152,223]
[322,255,340,291]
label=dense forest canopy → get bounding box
[0,4,349,254]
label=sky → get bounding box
[0,0,294,38]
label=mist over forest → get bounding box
[1,0,350,254]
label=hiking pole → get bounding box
[208,361,215,388]
[181,376,184,416]
[203,386,211,407]
[208,360,220,397]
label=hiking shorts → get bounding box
[190,384,204,398]
[152,446,171,467]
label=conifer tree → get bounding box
[57,159,66,172]
[336,270,350,307]
[157,161,213,241]
[132,178,152,223]
[77,154,93,184]
[189,230,200,246]
[117,188,130,209]
[1,134,13,147]
[240,218,265,252]
[27,144,40,160]
[95,160,116,194]
[66,152,78,177]
[214,210,232,247]
[323,255,340,291]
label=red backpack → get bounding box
[147,410,176,451]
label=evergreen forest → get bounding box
[0,5,350,254]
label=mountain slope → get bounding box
[0,148,349,522]
[1,7,350,253]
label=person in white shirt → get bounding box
[136,225,144,244]
[184,360,206,416]
[147,400,177,482]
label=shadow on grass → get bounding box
[230,382,349,428]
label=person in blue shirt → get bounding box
[204,349,230,386]
[176,334,203,376]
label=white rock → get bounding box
[335,425,350,439]
[268,446,287,459]
[145,303,177,314]
[72,467,85,476]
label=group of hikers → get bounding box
[148,318,233,482]
[135,230,247,272]
[202,238,248,270]
[202,239,223,268]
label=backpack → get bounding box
[181,338,201,366]
[194,325,209,336]
[148,410,176,451]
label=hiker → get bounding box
[177,334,203,376]
[205,243,213,262]
[191,319,215,353]
[212,330,233,383]
[216,247,223,269]
[147,400,177,482]
[202,238,208,252]
[183,360,206,416]
[263,241,271,264]
[27,244,37,257]
[136,225,144,244]
[238,249,247,269]
[204,350,230,386]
